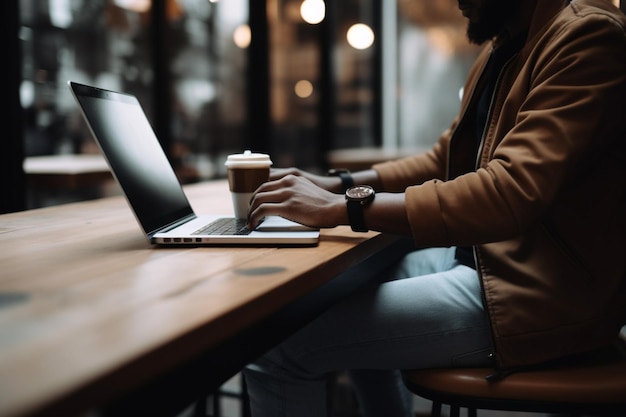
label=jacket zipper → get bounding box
[472,50,519,378]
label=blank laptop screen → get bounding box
[72,84,194,234]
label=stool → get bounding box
[402,342,626,417]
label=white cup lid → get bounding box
[224,150,273,168]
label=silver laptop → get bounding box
[68,81,319,246]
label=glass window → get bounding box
[21,0,156,157]
[20,0,249,207]
[268,0,326,170]
[170,0,249,180]
[268,0,379,171]
[267,0,479,172]
[397,0,480,150]
[18,0,478,208]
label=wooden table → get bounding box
[0,180,413,417]
[327,146,429,171]
[23,154,113,189]
[23,154,117,209]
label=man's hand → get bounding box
[269,167,345,193]
[270,167,384,194]
[251,168,409,235]
[248,174,346,229]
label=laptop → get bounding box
[68,81,319,246]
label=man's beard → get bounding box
[466,0,521,45]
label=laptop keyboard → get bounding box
[192,218,253,236]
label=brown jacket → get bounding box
[374,0,626,370]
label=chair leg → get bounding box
[193,397,207,417]
[241,376,251,417]
[193,398,207,417]
[430,401,442,417]
[212,393,221,417]
[468,408,477,417]
[449,405,460,417]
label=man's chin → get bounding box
[467,22,497,45]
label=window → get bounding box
[14,0,476,210]
[19,0,249,207]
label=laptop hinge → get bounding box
[152,214,197,235]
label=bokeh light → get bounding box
[346,23,375,50]
[300,0,325,24]
[294,80,314,98]
[233,24,251,49]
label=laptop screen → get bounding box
[70,82,194,235]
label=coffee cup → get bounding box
[224,150,272,219]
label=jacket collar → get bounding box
[492,0,568,48]
[527,0,570,40]
[489,0,568,57]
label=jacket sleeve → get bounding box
[382,9,626,248]
[372,125,452,192]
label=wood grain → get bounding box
[0,180,403,417]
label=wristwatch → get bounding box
[345,185,375,232]
[328,168,354,192]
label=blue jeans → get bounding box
[243,247,493,417]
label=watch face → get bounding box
[346,185,374,199]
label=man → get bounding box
[243,0,626,416]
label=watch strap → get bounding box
[328,169,354,192]
[338,172,355,192]
[346,200,368,232]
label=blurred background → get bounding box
[3,0,483,211]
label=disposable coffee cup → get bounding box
[224,150,272,219]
